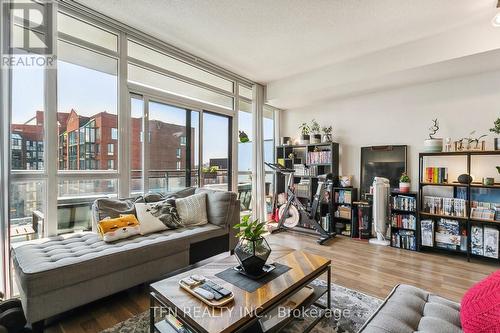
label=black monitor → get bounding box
[360,145,407,196]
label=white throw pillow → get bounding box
[175,193,208,226]
[135,203,168,235]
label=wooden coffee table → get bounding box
[149,246,331,333]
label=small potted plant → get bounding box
[423,119,443,152]
[310,119,321,143]
[322,126,333,142]
[490,118,500,150]
[233,215,271,276]
[239,130,250,143]
[399,172,411,193]
[298,122,310,144]
[202,165,219,179]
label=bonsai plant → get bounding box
[310,119,321,143]
[298,122,310,144]
[490,118,500,150]
[399,172,411,193]
[322,125,333,143]
[423,119,443,153]
[233,215,271,276]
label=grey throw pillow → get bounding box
[176,192,208,226]
[148,199,183,229]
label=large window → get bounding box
[238,100,253,214]
[202,112,231,191]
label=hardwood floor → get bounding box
[46,232,498,333]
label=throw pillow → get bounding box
[176,192,208,226]
[460,269,500,333]
[97,214,141,242]
[135,200,182,234]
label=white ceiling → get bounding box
[78,0,500,109]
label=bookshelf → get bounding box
[275,142,339,232]
[418,150,500,262]
[390,190,418,251]
[332,187,358,236]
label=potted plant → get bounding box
[399,172,411,193]
[310,119,321,143]
[298,122,310,144]
[490,118,500,150]
[423,119,443,152]
[202,165,219,179]
[239,130,250,143]
[322,126,333,142]
[233,215,271,276]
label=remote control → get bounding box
[180,277,198,287]
[200,284,223,300]
[204,280,232,297]
[191,275,206,282]
[193,287,214,300]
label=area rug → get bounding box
[100,281,382,333]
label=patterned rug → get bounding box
[101,281,382,333]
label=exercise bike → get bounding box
[266,162,336,245]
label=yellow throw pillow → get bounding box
[97,214,141,242]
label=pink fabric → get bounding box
[461,269,500,333]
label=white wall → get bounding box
[280,70,500,192]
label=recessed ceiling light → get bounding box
[493,0,500,27]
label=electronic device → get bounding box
[180,277,198,287]
[190,275,206,282]
[193,287,214,300]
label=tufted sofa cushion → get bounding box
[360,284,462,333]
[11,224,225,297]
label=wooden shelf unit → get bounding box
[275,142,339,232]
[418,150,500,262]
[389,190,418,251]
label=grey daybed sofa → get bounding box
[359,284,462,333]
[11,188,239,331]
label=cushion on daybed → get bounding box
[11,224,226,297]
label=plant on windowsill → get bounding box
[322,125,333,143]
[298,122,310,144]
[202,165,219,179]
[490,118,500,150]
[399,172,411,193]
[310,119,321,144]
[423,119,443,153]
[233,215,271,276]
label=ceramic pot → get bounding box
[299,135,310,145]
[424,138,443,153]
[399,182,411,193]
[310,134,321,144]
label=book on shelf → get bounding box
[435,218,466,251]
[421,219,434,246]
[423,196,466,217]
[391,213,416,230]
[334,190,352,204]
[334,206,351,219]
[306,151,332,165]
[471,225,484,256]
[484,226,499,259]
[424,167,448,183]
[295,180,310,198]
[392,230,416,250]
[391,195,416,212]
[293,164,318,176]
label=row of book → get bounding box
[295,180,310,198]
[293,164,318,176]
[392,230,417,251]
[334,190,352,204]
[391,195,417,212]
[471,224,499,258]
[320,214,332,233]
[391,213,417,230]
[306,151,332,165]
[423,196,467,217]
[424,167,449,184]
[421,219,467,252]
[334,206,351,219]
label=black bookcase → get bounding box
[418,150,500,262]
[389,190,418,251]
[332,187,358,236]
[275,142,339,231]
